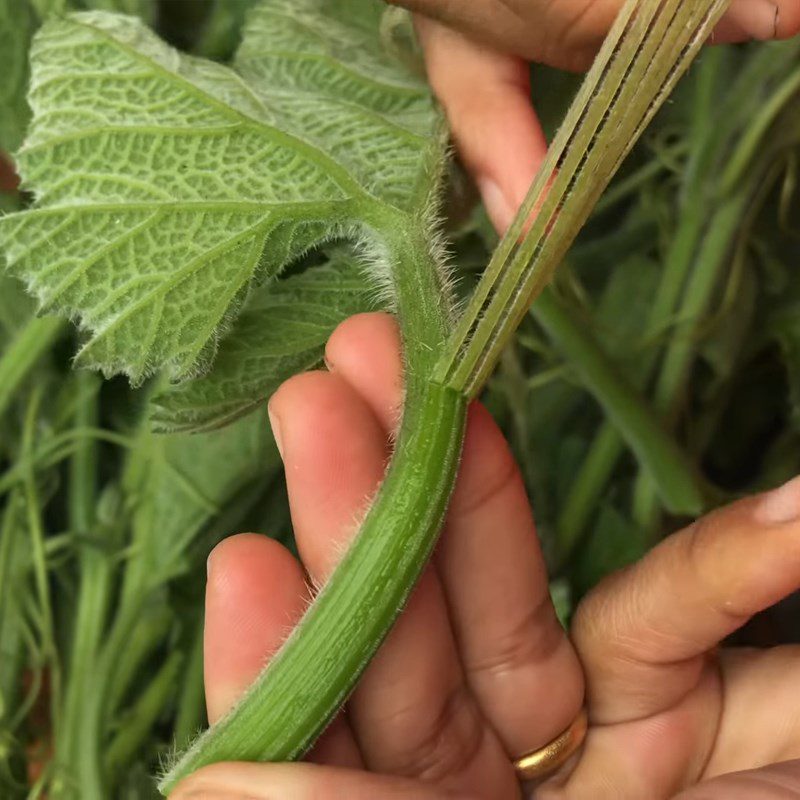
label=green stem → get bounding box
[21,388,62,752]
[533,290,704,516]
[557,425,625,559]
[0,492,27,788]
[160,221,465,794]
[435,0,730,395]
[631,163,790,526]
[161,382,466,792]
[557,46,769,547]
[56,374,108,797]
[105,651,184,779]
[0,316,64,420]
[173,616,207,748]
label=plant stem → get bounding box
[556,45,784,549]
[0,316,63,420]
[105,651,184,779]
[533,289,705,515]
[160,222,465,794]
[21,388,62,760]
[0,491,27,790]
[173,616,206,748]
[632,61,800,527]
[434,0,730,396]
[55,374,107,797]
[162,2,730,788]
[161,383,466,792]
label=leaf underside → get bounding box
[150,251,377,432]
[0,1,440,384]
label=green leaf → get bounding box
[0,3,440,383]
[0,0,36,152]
[573,502,647,595]
[78,0,154,21]
[193,0,260,61]
[123,409,278,591]
[151,251,377,432]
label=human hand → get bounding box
[171,312,800,799]
[389,0,800,232]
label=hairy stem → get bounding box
[161,1,732,790]
[160,222,466,794]
[435,0,731,396]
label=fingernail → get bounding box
[477,177,513,234]
[742,0,779,39]
[756,475,800,524]
[173,791,255,800]
[268,403,284,460]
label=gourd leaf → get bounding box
[150,251,377,433]
[122,407,278,594]
[0,2,440,383]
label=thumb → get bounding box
[675,759,800,799]
[415,16,546,233]
[168,761,473,800]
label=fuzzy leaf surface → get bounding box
[0,3,439,383]
[151,253,376,432]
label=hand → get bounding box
[171,312,800,799]
[389,0,800,232]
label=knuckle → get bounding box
[386,684,486,781]
[466,592,563,679]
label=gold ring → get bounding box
[513,709,588,782]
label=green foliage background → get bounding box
[0,0,799,796]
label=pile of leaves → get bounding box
[0,0,799,796]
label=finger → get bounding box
[324,312,404,431]
[415,17,547,233]
[703,646,800,776]
[327,313,584,760]
[169,761,470,800]
[572,476,800,725]
[204,534,308,723]
[204,533,362,767]
[269,367,513,794]
[438,403,585,758]
[404,0,799,56]
[719,0,800,41]
[674,759,800,800]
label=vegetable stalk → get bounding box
[161,0,731,791]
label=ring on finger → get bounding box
[512,708,588,782]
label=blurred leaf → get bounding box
[122,409,278,594]
[193,0,258,60]
[573,503,647,595]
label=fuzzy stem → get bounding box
[160,1,729,790]
[159,223,466,794]
[435,0,731,396]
